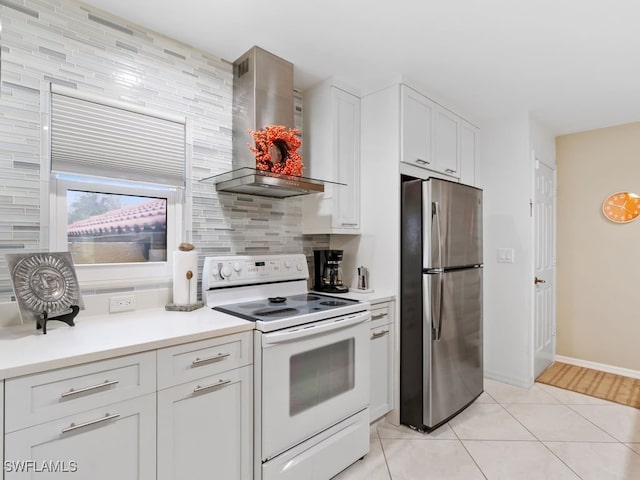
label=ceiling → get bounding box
[83,0,640,136]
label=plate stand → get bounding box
[38,305,79,334]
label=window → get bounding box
[67,190,167,265]
[50,175,182,288]
[46,85,188,289]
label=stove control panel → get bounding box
[202,254,309,290]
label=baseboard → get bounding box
[555,355,640,380]
[483,369,533,389]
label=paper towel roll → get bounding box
[173,250,198,306]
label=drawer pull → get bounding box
[191,352,230,367]
[371,313,388,321]
[341,223,358,227]
[416,158,431,165]
[61,379,120,398]
[445,168,457,174]
[371,329,390,339]
[62,413,120,434]
[193,379,231,393]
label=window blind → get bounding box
[50,90,186,187]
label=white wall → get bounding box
[0,0,330,320]
[530,116,556,167]
[354,84,402,296]
[481,113,534,387]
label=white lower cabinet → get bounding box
[157,365,253,480]
[2,331,253,480]
[4,393,156,479]
[369,301,395,422]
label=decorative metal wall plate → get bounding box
[5,252,84,324]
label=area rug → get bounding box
[536,362,640,409]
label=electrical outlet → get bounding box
[109,294,136,313]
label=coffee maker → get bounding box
[313,250,349,293]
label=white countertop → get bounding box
[0,307,254,380]
[325,289,397,305]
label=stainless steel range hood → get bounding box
[203,46,339,198]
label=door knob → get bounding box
[534,277,546,285]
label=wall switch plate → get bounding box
[109,294,136,313]
[497,248,515,263]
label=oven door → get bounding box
[260,310,370,461]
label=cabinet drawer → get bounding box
[157,331,252,389]
[5,351,156,433]
[370,321,392,341]
[370,303,392,329]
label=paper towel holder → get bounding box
[165,243,204,312]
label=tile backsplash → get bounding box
[0,0,328,306]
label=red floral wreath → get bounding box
[248,125,304,176]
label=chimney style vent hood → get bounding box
[203,46,341,198]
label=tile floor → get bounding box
[333,379,640,480]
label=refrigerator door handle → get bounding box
[436,273,444,341]
[432,200,445,341]
[432,201,443,270]
[428,272,444,341]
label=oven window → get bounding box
[289,339,355,416]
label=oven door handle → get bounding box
[262,311,370,345]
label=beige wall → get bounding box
[556,122,640,371]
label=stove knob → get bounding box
[284,259,292,269]
[296,262,303,271]
[219,264,233,279]
[233,262,242,273]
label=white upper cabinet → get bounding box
[460,120,479,187]
[302,80,361,234]
[400,84,476,182]
[434,106,461,176]
[401,85,435,169]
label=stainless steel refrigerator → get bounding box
[400,177,483,432]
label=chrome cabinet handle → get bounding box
[191,352,230,367]
[341,223,358,227]
[193,379,231,393]
[534,277,546,285]
[62,413,120,434]
[445,168,457,174]
[416,158,431,165]
[61,379,119,398]
[371,313,388,320]
[371,329,389,339]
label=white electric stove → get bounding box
[203,254,371,480]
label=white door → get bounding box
[157,366,253,480]
[533,153,556,378]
